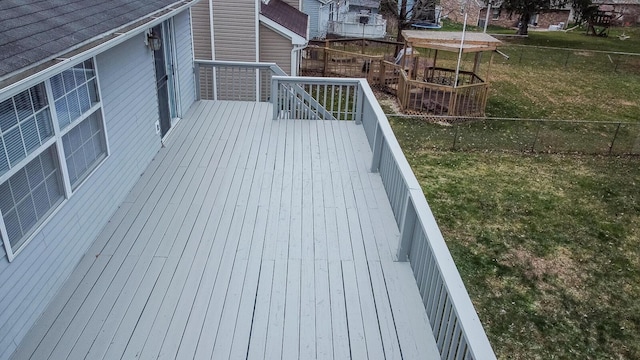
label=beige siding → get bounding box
[191,1,212,60]
[259,24,293,75]
[282,0,300,9]
[213,0,257,61]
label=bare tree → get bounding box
[381,0,438,42]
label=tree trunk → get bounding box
[396,0,408,43]
[517,13,531,35]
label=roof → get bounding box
[402,30,501,53]
[592,0,640,4]
[260,0,309,38]
[0,0,195,82]
[349,0,381,8]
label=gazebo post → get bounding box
[487,51,495,84]
[473,52,482,74]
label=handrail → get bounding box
[194,60,285,101]
[270,76,497,359]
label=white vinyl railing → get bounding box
[271,75,497,360]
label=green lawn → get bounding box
[383,25,640,360]
[389,132,640,358]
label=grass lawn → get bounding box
[381,21,640,360]
[389,121,640,358]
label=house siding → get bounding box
[303,0,323,38]
[283,0,301,9]
[212,0,257,61]
[0,12,196,359]
[191,0,212,60]
[260,24,293,75]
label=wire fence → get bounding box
[389,115,640,155]
[496,44,640,75]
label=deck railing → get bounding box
[194,60,285,102]
[271,75,497,360]
[328,13,387,39]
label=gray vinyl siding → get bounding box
[0,11,196,359]
[191,0,212,60]
[212,0,257,61]
[303,0,322,39]
[174,10,196,115]
[259,24,293,75]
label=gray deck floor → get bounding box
[12,101,438,360]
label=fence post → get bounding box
[194,62,201,101]
[531,121,542,152]
[452,123,459,150]
[609,122,622,155]
[323,47,329,76]
[519,47,524,64]
[397,194,417,262]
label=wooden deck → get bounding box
[11,101,438,360]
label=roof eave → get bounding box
[0,0,200,96]
[259,14,309,45]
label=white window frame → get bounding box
[0,57,110,262]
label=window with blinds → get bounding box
[0,84,54,177]
[62,111,107,189]
[0,147,64,249]
[0,57,108,260]
[50,60,99,130]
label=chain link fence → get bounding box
[390,115,640,155]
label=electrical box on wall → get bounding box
[155,121,160,134]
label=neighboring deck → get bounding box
[12,100,438,360]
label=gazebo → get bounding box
[397,30,501,116]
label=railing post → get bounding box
[355,82,364,125]
[370,124,383,172]
[194,62,201,101]
[397,194,417,262]
[271,78,279,120]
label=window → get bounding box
[62,112,106,189]
[0,147,64,250]
[0,58,108,260]
[492,8,501,20]
[0,84,54,176]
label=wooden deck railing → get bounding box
[301,48,490,116]
[271,75,497,359]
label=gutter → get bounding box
[0,0,200,96]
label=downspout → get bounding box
[291,43,308,76]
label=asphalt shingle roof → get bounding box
[0,0,186,79]
[260,0,309,38]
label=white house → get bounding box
[302,0,347,39]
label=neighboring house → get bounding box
[592,0,640,25]
[478,1,572,29]
[302,0,347,39]
[327,0,388,38]
[0,0,198,357]
[440,0,484,26]
[191,0,309,75]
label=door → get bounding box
[152,21,178,138]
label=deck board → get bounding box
[12,100,438,360]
